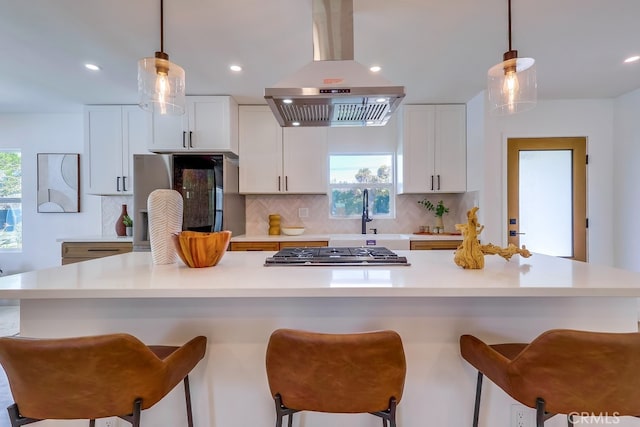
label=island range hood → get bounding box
[264,0,405,127]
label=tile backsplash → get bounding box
[245,192,479,235]
[101,195,133,236]
[101,192,480,237]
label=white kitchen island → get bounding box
[1,250,639,427]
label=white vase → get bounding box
[148,189,183,265]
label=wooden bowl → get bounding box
[171,230,232,268]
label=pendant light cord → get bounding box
[160,0,164,53]
[507,0,512,52]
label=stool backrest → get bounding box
[509,329,640,415]
[265,329,406,413]
[0,334,171,419]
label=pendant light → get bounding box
[487,0,536,115]
[138,0,185,115]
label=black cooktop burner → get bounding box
[264,247,410,266]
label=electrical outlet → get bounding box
[511,404,533,427]
[298,207,309,218]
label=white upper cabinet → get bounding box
[397,104,466,194]
[239,106,328,194]
[84,105,150,195]
[149,96,238,155]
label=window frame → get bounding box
[328,153,395,219]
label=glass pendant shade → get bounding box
[488,55,536,115]
[138,54,186,116]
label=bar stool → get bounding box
[0,333,207,427]
[459,329,640,427]
[265,328,406,427]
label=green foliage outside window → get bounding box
[0,151,22,250]
[330,155,393,217]
[0,152,21,197]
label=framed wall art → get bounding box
[37,153,80,213]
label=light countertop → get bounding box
[56,236,133,243]
[231,233,463,242]
[2,250,640,299]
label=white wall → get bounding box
[477,97,615,266]
[0,114,102,274]
[613,88,640,271]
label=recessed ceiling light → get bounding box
[624,56,640,63]
[292,122,300,126]
[370,66,381,72]
[283,99,293,104]
[230,65,242,72]
[84,63,101,71]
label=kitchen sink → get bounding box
[328,234,411,250]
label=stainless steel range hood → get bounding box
[264,0,405,127]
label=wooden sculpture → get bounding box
[454,207,532,269]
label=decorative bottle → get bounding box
[115,204,128,237]
[268,214,281,235]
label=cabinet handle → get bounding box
[182,131,187,148]
[117,176,121,192]
[278,176,281,191]
[430,175,434,191]
[189,131,193,148]
[87,249,120,252]
[437,174,441,191]
[285,176,288,191]
[122,176,127,192]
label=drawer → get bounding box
[410,240,462,250]
[61,242,133,261]
[230,242,280,251]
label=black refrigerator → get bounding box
[132,154,245,251]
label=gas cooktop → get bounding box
[264,246,410,266]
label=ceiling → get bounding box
[1,0,639,113]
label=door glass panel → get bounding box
[519,150,573,257]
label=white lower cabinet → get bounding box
[239,106,328,194]
[397,104,466,194]
[84,105,150,195]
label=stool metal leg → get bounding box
[184,375,194,427]
[536,398,546,427]
[6,404,40,427]
[473,371,484,427]
[89,420,96,427]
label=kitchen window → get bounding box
[329,154,394,218]
[0,151,22,250]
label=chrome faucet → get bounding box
[362,189,373,234]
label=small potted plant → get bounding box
[418,199,449,233]
[122,215,133,237]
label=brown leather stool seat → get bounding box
[0,333,207,427]
[265,328,406,427]
[460,329,640,427]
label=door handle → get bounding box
[189,131,193,148]
[116,176,121,192]
[437,174,441,190]
[278,176,281,191]
[285,176,288,191]
[182,131,186,148]
[430,175,434,191]
[122,176,127,192]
